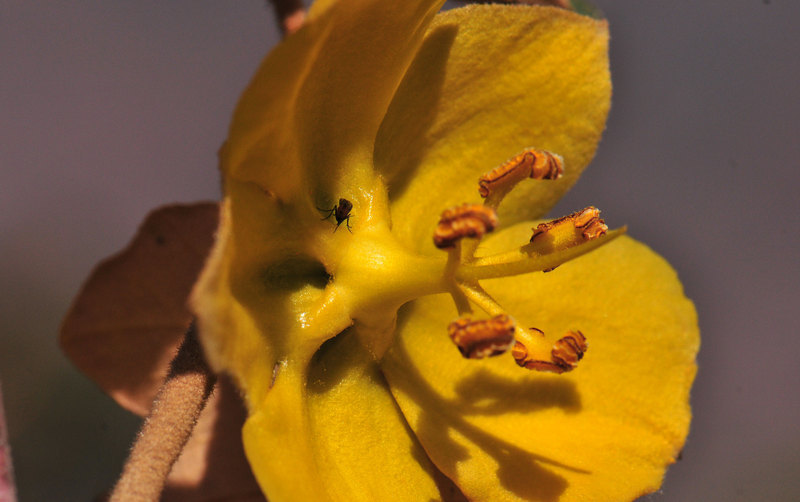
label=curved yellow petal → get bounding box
[242,329,456,502]
[224,0,445,202]
[375,5,611,253]
[381,225,698,501]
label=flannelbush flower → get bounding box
[185,1,699,501]
[61,1,699,500]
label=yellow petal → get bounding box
[242,329,454,502]
[381,224,699,501]
[223,0,445,201]
[375,5,611,253]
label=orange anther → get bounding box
[478,149,563,198]
[551,331,588,371]
[581,219,608,240]
[448,315,516,359]
[573,206,601,228]
[529,150,563,181]
[434,204,498,249]
[530,207,607,243]
[513,330,587,373]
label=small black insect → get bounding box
[318,198,353,232]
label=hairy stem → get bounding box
[110,325,216,502]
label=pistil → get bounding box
[458,226,623,281]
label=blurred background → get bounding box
[1,0,798,500]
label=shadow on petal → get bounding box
[383,309,591,501]
[452,368,581,416]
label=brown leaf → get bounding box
[60,203,219,416]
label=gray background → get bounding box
[1,0,798,500]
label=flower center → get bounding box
[317,148,621,370]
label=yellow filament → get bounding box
[456,283,552,359]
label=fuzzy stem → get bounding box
[109,325,216,502]
[0,383,18,502]
[267,0,306,35]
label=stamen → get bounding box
[478,149,563,198]
[456,282,505,317]
[552,330,588,369]
[580,219,608,241]
[432,150,612,375]
[446,242,473,316]
[512,330,588,373]
[572,206,601,228]
[530,150,564,180]
[461,149,563,261]
[529,206,608,248]
[456,283,568,365]
[434,204,497,249]
[448,315,516,359]
[449,286,473,316]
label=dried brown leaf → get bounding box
[60,203,219,416]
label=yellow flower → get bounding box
[188,1,699,501]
